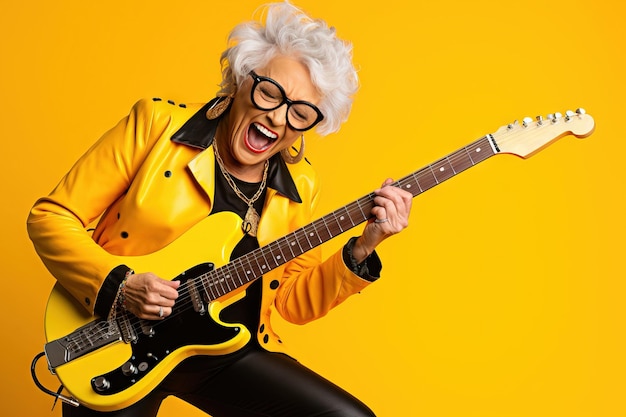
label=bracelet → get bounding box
[107,269,133,321]
[118,269,133,311]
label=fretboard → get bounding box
[198,135,497,300]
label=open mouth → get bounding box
[245,122,278,154]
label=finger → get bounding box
[156,294,177,307]
[381,178,394,187]
[154,305,173,319]
[370,203,389,223]
[152,278,180,301]
[375,186,412,217]
[373,194,399,220]
[144,284,178,307]
[372,196,409,232]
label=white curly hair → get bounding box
[218,1,359,136]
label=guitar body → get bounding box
[44,212,253,411]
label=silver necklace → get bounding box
[213,140,268,237]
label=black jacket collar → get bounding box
[171,99,302,203]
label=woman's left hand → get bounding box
[351,178,413,263]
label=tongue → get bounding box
[247,125,272,152]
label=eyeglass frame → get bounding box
[248,71,324,132]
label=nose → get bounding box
[266,103,289,128]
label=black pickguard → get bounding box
[91,263,243,396]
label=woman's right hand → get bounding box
[122,272,180,319]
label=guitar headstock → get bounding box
[492,109,595,158]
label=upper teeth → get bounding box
[254,123,277,139]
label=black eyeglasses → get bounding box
[249,71,324,131]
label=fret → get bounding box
[465,137,494,164]
[289,231,302,253]
[336,206,355,229]
[416,169,438,192]
[260,243,277,270]
[208,277,219,299]
[221,270,234,292]
[240,257,259,284]
[344,204,358,226]
[222,269,234,293]
[304,224,323,247]
[300,226,314,250]
[267,241,286,267]
[269,242,287,267]
[281,240,295,262]
[329,210,345,233]
[319,222,330,241]
[354,198,368,221]
[214,270,229,296]
[428,165,440,185]
[257,251,270,274]
[463,144,477,166]
[405,172,423,194]
[449,148,474,172]
[242,257,255,281]
[283,235,299,259]
[196,272,210,297]
[237,255,258,283]
[431,158,455,183]
[316,217,333,242]
[204,274,219,299]
[347,202,365,224]
[230,259,246,286]
[446,155,458,174]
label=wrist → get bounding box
[108,269,133,320]
[351,236,374,264]
[343,237,382,281]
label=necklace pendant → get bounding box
[243,205,260,237]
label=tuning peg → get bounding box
[507,120,519,130]
[548,113,561,123]
[576,108,586,115]
[536,115,544,125]
[565,110,576,121]
[522,117,533,127]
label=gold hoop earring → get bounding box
[206,95,233,120]
[281,135,305,164]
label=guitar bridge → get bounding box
[44,319,122,369]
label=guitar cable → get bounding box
[31,351,80,409]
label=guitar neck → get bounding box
[199,135,497,300]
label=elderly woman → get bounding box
[28,2,412,416]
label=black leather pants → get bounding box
[62,346,376,417]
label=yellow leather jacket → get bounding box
[27,98,378,351]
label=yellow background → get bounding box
[1,1,624,416]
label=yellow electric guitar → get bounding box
[40,109,595,411]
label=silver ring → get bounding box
[374,218,389,223]
[158,306,164,318]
